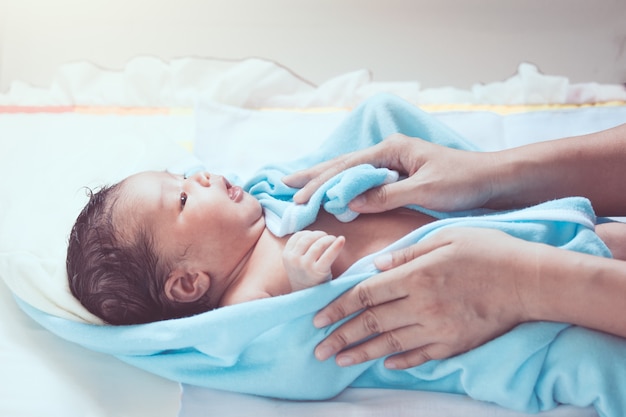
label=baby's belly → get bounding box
[309,209,436,276]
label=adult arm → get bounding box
[285,123,626,368]
[284,124,626,216]
[486,123,626,216]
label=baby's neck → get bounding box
[218,228,291,306]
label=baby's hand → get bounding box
[283,230,346,292]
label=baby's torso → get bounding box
[220,208,435,306]
[307,208,436,277]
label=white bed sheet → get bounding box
[0,278,181,417]
[180,385,599,417]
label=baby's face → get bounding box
[117,170,265,273]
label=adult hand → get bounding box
[313,227,538,369]
[283,134,498,213]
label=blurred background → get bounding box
[1,0,625,91]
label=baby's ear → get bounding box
[164,269,211,303]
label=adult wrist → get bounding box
[484,148,543,210]
[482,150,519,210]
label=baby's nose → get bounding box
[183,165,205,179]
[187,170,211,186]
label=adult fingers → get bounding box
[282,157,338,189]
[313,268,406,329]
[314,288,416,361]
[331,325,419,366]
[331,325,453,368]
[347,178,426,213]
[284,157,354,204]
[294,165,357,204]
[374,230,453,271]
[325,324,461,369]
[285,146,382,204]
[383,343,457,370]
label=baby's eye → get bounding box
[180,191,188,208]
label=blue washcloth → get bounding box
[17,94,625,417]
[249,164,399,236]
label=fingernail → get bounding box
[313,315,331,328]
[349,195,366,209]
[316,346,334,361]
[385,360,398,370]
[374,253,392,270]
[336,355,355,367]
[292,191,307,205]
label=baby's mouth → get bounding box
[225,178,243,202]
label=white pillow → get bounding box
[194,100,349,183]
[0,112,194,322]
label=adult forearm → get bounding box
[487,124,626,216]
[524,243,626,338]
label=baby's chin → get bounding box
[249,198,265,224]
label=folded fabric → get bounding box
[18,94,624,417]
[252,164,399,236]
[246,92,489,235]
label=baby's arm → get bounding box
[283,230,345,292]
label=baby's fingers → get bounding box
[301,234,342,263]
[316,236,345,270]
[286,230,323,249]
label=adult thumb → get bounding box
[374,233,445,271]
[374,245,420,270]
[348,181,416,213]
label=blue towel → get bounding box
[18,94,625,417]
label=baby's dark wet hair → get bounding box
[66,183,212,325]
